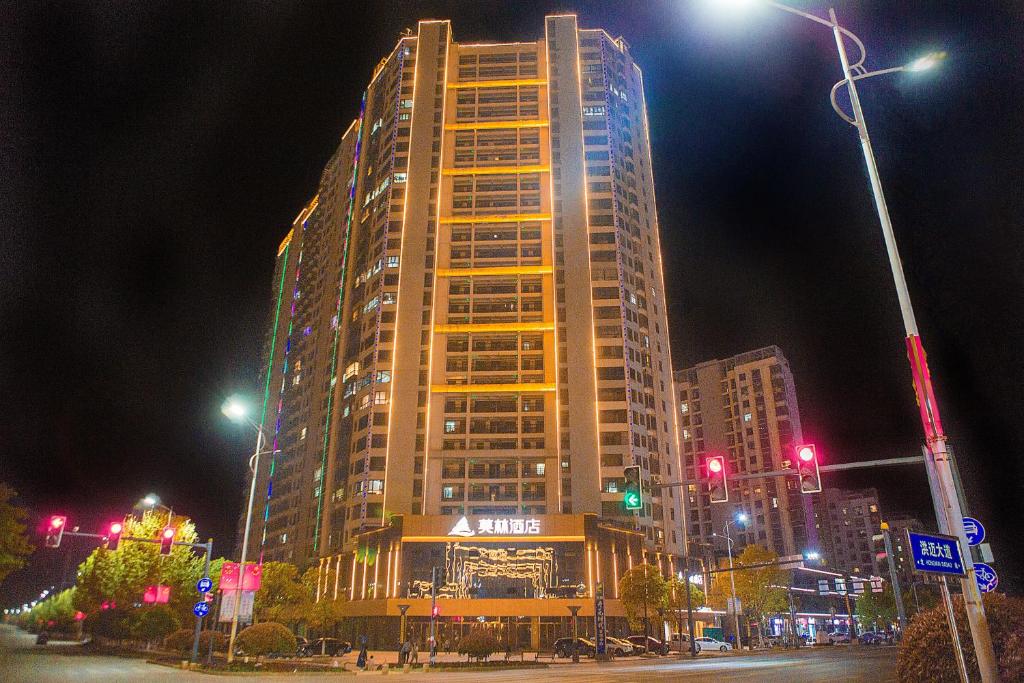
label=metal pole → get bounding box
[881,524,908,633]
[725,525,741,649]
[429,567,437,665]
[191,540,213,664]
[827,8,998,679]
[941,577,970,683]
[683,555,696,657]
[227,427,264,663]
[844,591,856,641]
[788,589,798,647]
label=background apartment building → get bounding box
[240,16,686,646]
[674,346,816,561]
[816,487,883,576]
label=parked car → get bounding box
[626,635,669,655]
[302,638,352,656]
[828,631,851,645]
[294,637,310,656]
[695,636,733,652]
[553,637,596,658]
[606,637,637,656]
[670,633,701,652]
[859,631,893,645]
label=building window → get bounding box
[387,256,400,268]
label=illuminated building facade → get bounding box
[674,346,818,561]
[817,487,883,576]
[244,16,685,646]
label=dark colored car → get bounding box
[627,635,669,655]
[859,631,893,645]
[553,637,596,658]
[303,638,352,656]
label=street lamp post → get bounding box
[222,397,269,664]
[723,516,745,649]
[712,2,997,678]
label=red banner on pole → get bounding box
[220,562,240,591]
[242,563,262,591]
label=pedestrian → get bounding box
[357,635,368,669]
[400,638,411,665]
[444,636,451,654]
[410,640,419,664]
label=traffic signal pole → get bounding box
[190,539,213,665]
[827,8,998,679]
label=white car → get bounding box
[695,637,733,652]
[606,637,637,656]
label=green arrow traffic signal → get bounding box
[624,490,642,510]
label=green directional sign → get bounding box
[624,490,642,510]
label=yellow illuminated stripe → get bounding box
[447,78,548,89]
[402,535,583,543]
[436,265,552,277]
[440,213,551,224]
[443,165,550,176]
[430,383,556,394]
[277,229,294,256]
[445,119,549,131]
[434,321,554,333]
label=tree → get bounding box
[0,484,34,586]
[252,561,308,625]
[707,545,788,641]
[296,566,346,638]
[73,510,204,624]
[666,577,705,636]
[132,605,181,649]
[235,622,297,660]
[617,564,669,632]
[856,584,898,631]
[457,629,499,662]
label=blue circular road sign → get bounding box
[193,601,210,618]
[963,517,985,546]
[974,563,998,594]
[197,577,213,593]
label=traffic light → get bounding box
[431,605,441,618]
[795,444,822,493]
[106,522,123,551]
[45,516,67,548]
[159,526,175,556]
[705,455,728,503]
[623,465,643,511]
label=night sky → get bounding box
[3,1,1022,606]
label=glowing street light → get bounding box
[906,51,947,72]
[735,511,749,525]
[221,395,251,423]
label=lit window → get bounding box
[300,427,307,440]
[535,463,545,475]
[377,371,392,383]
[394,172,407,184]
[401,98,413,108]
[387,256,400,268]
[293,374,301,386]
[383,292,396,304]
[680,403,689,414]
[344,362,360,380]
[444,420,458,434]
[442,486,455,499]
[743,413,752,422]
[359,394,370,409]
[374,391,387,405]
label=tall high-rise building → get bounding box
[817,487,883,576]
[673,346,817,560]
[241,16,685,646]
[880,513,926,586]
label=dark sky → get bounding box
[3,1,1022,606]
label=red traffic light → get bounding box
[106,522,123,551]
[705,455,728,503]
[159,526,175,556]
[431,605,441,618]
[45,516,67,548]
[794,444,822,494]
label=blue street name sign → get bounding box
[907,530,965,577]
[197,577,213,593]
[962,517,985,547]
[193,601,210,618]
[974,563,998,594]
[594,583,607,656]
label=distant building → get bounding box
[674,346,817,561]
[880,513,927,585]
[817,487,883,576]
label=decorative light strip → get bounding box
[444,119,549,131]
[434,321,554,333]
[436,265,552,277]
[443,164,550,176]
[447,78,548,89]
[439,213,551,224]
[430,383,556,394]
[277,229,294,256]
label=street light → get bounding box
[221,395,271,663]
[706,3,995,678]
[714,511,747,650]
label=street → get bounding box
[0,625,896,682]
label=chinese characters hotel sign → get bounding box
[449,516,541,537]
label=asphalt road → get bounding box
[0,625,897,682]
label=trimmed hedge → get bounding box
[457,630,500,661]
[235,622,296,658]
[896,592,1024,682]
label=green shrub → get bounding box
[896,593,1024,682]
[132,606,180,644]
[164,628,227,654]
[235,622,296,659]
[457,630,499,661]
[85,607,133,641]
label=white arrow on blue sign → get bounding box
[963,517,985,546]
[974,563,998,594]
[197,577,213,593]
[193,601,210,618]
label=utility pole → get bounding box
[429,566,438,665]
[191,539,213,664]
[880,523,908,633]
